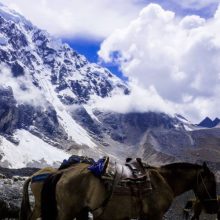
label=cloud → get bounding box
[2,0,144,39]
[98,3,220,121]
[91,82,175,115]
[0,65,47,107]
[2,0,218,39]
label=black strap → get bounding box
[92,163,121,217]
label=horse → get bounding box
[19,166,57,220]
[183,195,220,220]
[40,161,218,220]
[93,162,218,220]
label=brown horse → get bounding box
[93,162,218,220]
[40,161,218,220]
[19,167,57,220]
[183,195,220,220]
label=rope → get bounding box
[197,171,218,202]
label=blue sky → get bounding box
[63,37,126,79]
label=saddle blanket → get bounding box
[32,173,51,183]
[88,157,109,177]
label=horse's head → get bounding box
[194,162,218,214]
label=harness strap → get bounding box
[92,163,122,217]
[199,172,212,200]
[196,171,218,202]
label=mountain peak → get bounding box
[198,117,219,128]
[213,117,220,127]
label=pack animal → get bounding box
[40,161,218,220]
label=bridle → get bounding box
[196,170,218,202]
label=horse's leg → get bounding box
[191,203,202,220]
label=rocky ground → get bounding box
[0,166,219,220]
[0,167,38,219]
[164,186,220,220]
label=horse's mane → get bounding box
[160,162,202,170]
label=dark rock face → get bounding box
[198,117,215,128]
[0,86,68,146]
[17,104,66,138]
[73,110,180,145]
[213,118,220,127]
[0,87,18,135]
[72,107,102,137]
[0,167,38,179]
[198,117,220,128]
[11,62,24,77]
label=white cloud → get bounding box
[98,3,220,121]
[92,82,175,115]
[2,0,143,39]
[0,65,47,107]
[2,0,219,39]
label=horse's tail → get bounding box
[19,177,32,220]
[41,172,63,220]
[183,200,193,220]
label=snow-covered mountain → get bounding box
[0,3,130,167]
[0,3,219,169]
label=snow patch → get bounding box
[37,72,97,148]
[0,129,70,168]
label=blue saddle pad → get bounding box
[32,173,51,183]
[88,157,108,177]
